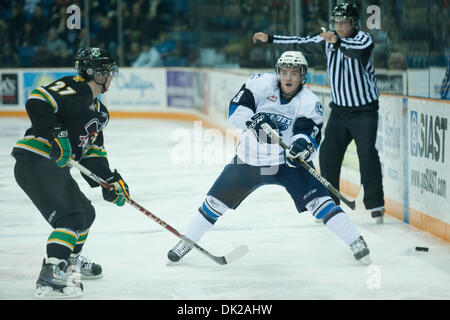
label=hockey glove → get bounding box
[245,113,279,144]
[285,137,315,167]
[102,170,130,207]
[49,125,72,168]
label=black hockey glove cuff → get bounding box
[246,113,279,144]
[49,125,72,168]
[102,170,130,207]
[285,137,315,167]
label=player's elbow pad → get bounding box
[229,106,254,130]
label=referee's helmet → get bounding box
[330,2,360,29]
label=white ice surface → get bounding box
[0,117,449,300]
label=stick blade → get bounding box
[224,245,250,264]
[346,200,356,210]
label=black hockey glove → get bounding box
[102,170,130,207]
[49,125,72,168]
[245,113,279,144]
[285,137,315,167]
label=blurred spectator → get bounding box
[95,15,118,54]
[50,4,69,40]
[125,2,148,34]
[0,19,9,44]
[75,29,90,52]
[45,28,70,66]
[0,0,447,74]
[132,42,163,67]
[371,29,391,69]
[19,22,41,47]
[0,43,20,68]
[10,3,27,45]
[124,41,141,66]
[30,5,49,43]
[24,0,41,17]
[33,44,53,67]
[388,52,407,70]
[440,55,450,100]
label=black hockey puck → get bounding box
[415,246,429,252]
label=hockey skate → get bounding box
[167,240,194,262]
[68,254,103,279]
[34,258,83,299]
[371,208,384,224]
[350,236,371,265]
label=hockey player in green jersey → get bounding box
[12,48,130,298]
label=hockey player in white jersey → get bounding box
[168,51,371,265]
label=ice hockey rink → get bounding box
[1,117,449,300]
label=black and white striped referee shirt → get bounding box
[270,31,379,107]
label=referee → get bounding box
[253,2,385,223]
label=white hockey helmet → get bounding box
[275,51,308,84]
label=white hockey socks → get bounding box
[185,196,230,243]
[185,210,214,243]
[324,212,360,246]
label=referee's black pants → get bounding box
[319,101,384,210]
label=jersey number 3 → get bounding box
[49,81,76,95]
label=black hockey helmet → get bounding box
[74,47,118,80]
[330,2,360,29]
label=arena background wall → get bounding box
[1,67,449,242]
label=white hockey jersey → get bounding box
[229,72,324,166]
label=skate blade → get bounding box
[80,274,103,280]
[358,255,372,266]
[35,286,83,299]
[375,216,384,224]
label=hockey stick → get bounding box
[260,123,356,210]
[68,160,249,265]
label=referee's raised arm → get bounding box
[253,31,326,57]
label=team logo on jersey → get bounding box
[315,101,324,116]
[267,95,277,102]
[78,118,102,147]
[265,113,292,131]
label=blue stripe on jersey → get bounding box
[229,103,240,117]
